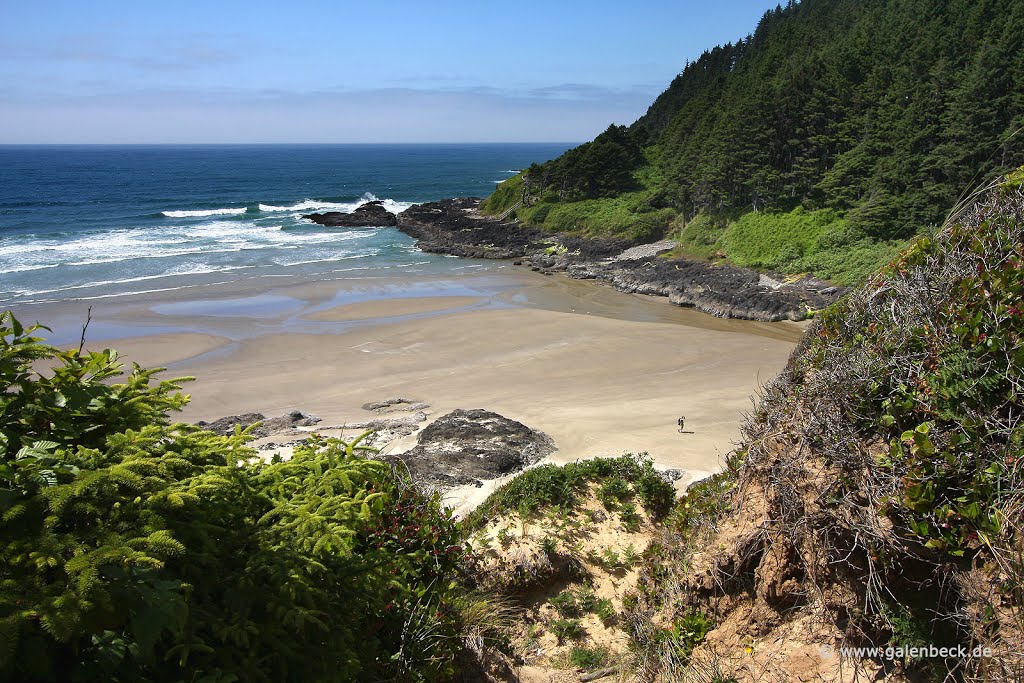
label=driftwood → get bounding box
[579,667,618,682]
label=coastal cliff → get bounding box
[481,0,1024,287]
[457,172,1024,682]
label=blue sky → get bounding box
[0,0,781,143]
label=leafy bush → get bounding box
[720,207,837,269]
[529,195,675,242]
[549,590,582,618]
[549,618,583,644]
[569,644,609,671]
[0,313,467,682]
[463,454,676,529]
[597,476,631,510]
[656,611,714,662]
[672,211,727,260]
[592,598,616,625]
[618,502,642,532]
[634,471,676,520]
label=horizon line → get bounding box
[0,141,585,147]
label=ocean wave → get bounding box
[272,253,372,267]
[259,200,356,213]
[11,264,256,297]
[261,193,414,216]
[0,221,377,272]
[0,262,61,274]
[161,207,247,218]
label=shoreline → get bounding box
[396,197,846,322]
[11,259,805,511]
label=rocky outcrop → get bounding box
[558,257,840,321]
[386,409,555,489]
[397,199,844,321]
[397,198,547,258]
[361,397,430,413]
[196,410,321,437]
[303,200,397,227]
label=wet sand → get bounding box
[11,264,805,492]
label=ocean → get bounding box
[0,144,571,307]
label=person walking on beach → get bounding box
[677,415,686,432]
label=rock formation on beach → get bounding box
[302,199,398,227]
[197,403,555,494]
[195,410,321,437]
[397,198,842,321]
[385,408,556,489]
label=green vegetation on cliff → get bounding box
[483,0,1024,285]
[628,176,1024,680]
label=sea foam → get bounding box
[161,207,248,218]
[261,193,414,216]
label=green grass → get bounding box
[669,207,907,285]
[479,173,523,214]
[519,192,676,242]
[485,174,906,285]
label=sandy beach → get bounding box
[12,263,804,506]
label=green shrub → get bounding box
[549,590,582,618]
[619,502,642,531]
[519,192,676,242]
[0,312,467,682]
[673,211,727,260]
[714,206,905,285]
[656,611,714,662]
[635,473,676,520]
[479,174,524,215]
[568,645,609,671]
[592,598,616,624]
[550,618,584,643]
[463,454,676,529]
[722,207,842,270]
[597,476,631,510]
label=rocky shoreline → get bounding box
[303,199,398,227]
[395,197,845,321]
[200,404,559,494]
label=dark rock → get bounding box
[584,257,841,322]
[386,409,555,489]
[197,410,321,437]
[260,411,321,435]
[303,200,397,227]
[361,397,430,413]
[397,198,544,258]
[396,198,846,321]
[661,468,685,482]
[196,412,265,436]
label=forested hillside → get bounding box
[482,0,1024,284]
